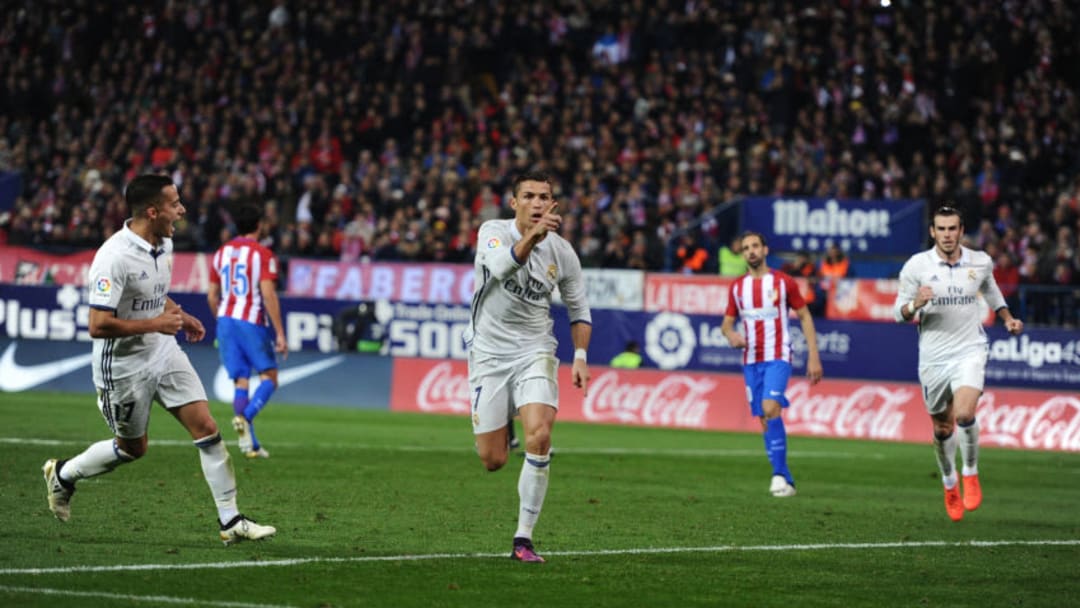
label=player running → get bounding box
[894,206,1023,521]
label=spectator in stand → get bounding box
[674,232,709,275]
[0,0,1078,319]
[817,243,851,296]
[993,251,1022,313]
[718,235,748,277]
[609,340,643,369]
[782,250,822,317]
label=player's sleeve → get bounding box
[725,282,739,318]
[558,244,592,325]
[261,247,279,281]
[893,257,919,322]
[978,253,1007,311]
[782,272,807,310]
[211,247,223,280]
[475,221,521,280]
[87,252,125,311]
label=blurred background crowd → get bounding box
[1,0,1079,321]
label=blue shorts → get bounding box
[216,317,278,380]
[742,360,792,417]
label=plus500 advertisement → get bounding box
[4,284,1080,390]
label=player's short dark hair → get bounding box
[233,203,263,236]
[933,205,962,219]
[125,174,174,216]
[932,205,964,229]
[738,230,767,248]
[512,170,554,198]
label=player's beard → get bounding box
[936,241,957,259]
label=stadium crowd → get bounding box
[1,0,1079,303]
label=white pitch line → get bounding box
[0,437,877,459]
[0,585,297,608]
[2,539,1077,576]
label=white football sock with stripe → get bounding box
[194,433,239,524]
[61,439,134,482]
[514,451,551,540]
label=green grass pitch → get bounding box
[1,391,1078,607]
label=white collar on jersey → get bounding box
[121,219,167,257]
[931,245,970,268]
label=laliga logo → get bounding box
[645,312,696,370]
[989,336,1080,368]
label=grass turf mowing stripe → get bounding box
[0,436,878,458]
[0,585,297,608]
[2,539,1077,576]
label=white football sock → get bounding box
[957,419,980,476]
[514,451,551,540]
[194,433,239,524]
[61,439,134,482]
[933,432,958,489]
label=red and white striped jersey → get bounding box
[725,270,806,365]
[211,237,279,325]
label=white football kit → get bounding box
[464,219,591,434]
[87,222,205,438]
[894,246,1007,414]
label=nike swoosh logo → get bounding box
[0,343,94,392]
[212,355,347,402]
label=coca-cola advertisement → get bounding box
[390,357,757,431]
[389,357,1079,452]
[784,379,925,440]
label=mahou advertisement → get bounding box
[390,357,1080,452]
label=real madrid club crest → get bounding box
[547,264,557,281]
[968,269,976,281]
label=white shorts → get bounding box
[918,352,987,416]
[467,351,559,434]
[96,347,207,439]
